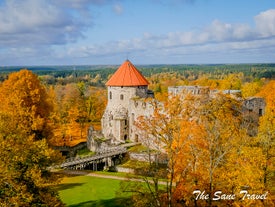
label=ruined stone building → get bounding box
[168,85,265,136]
[87,60,265,150]
[242,97,266,135]
[168,85,265,118]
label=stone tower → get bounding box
[101,60,154,144]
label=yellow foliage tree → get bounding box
[219,73,243,90]
[241,80,263,98]
[0,69,64,206]
[50,83,107,146]
[256,80,275,205]
[0,69,53,140]
[135,92,271,207]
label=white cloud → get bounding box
[1,1,275,65]
[0,0,60,33]
[0,45,53,65]
[255,9,275,37]
[63,8,275,63]
[0,0,97,46]
[119,10,275,51]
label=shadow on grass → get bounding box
[55,183,84,191]
[68,197,132,207]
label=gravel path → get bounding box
[60,170,168,185]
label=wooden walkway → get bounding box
[60,146,127,169]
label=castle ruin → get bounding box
[87,60,265,150]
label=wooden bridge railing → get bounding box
[60,146,127,169]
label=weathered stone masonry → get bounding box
[87,60,265,150]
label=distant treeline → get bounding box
[138,63,275,79]
[0,63,274,84]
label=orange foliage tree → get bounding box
[256,80,275,204]
[49,82,106,146]
[0,69,53,140]
[135,92,271,207]
[0,69,63,206]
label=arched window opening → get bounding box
[109,91,112,99]
[120,94,124,100]
[259,108,263,116]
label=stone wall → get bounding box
[102,85,155,144]
[129,152,168,164]
[243,97,266,136]
[168,85,210,97]
[100,83,266,149]
[243,97,265,116]
[116,166,135,173]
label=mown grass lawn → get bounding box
[57,175,131,207]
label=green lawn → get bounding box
[57,175,131,207]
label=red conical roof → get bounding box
[106,60,149,86]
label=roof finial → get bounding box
[126,52,130,61]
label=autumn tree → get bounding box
[117,98,173,207]
[50,83,86,145]
[192,94,252,206]
[241,79,264,98]
[130,91,270,207]
[0,69,64,206]
[256,80,275,202]
[128,95,199,207]
[0,69,53,140]
[218,73,243,90]
[172,93,273,207]
[86,86,107,123]
[50,82,106,146]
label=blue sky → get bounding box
[1,0,275,66]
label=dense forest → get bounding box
[0,64,274,206]
[1,63,275,84]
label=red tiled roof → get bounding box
[106,60,149,86]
